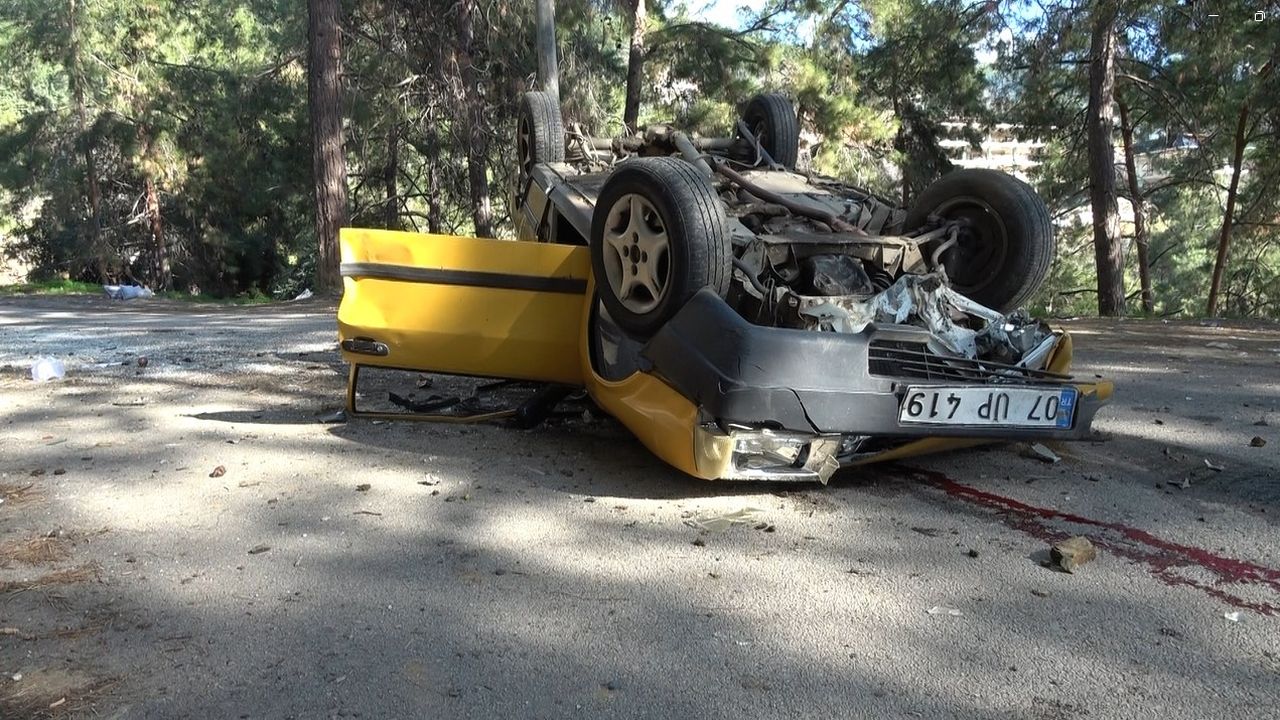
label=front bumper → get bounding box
[641,290,1111,481]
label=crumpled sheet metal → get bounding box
[798,272,1055,366]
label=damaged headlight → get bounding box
[703,427,844,483]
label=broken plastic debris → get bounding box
[1224,611,1242,622]
[294,289,314,301]
[683,507,765,533]
[1203,459,1225,472]
[1017,333,1059,371]
[103,284,154,300]
[1027,443,1061,464]
[318,409,347,424]
[926,606,962,616]
[30,357,65,382]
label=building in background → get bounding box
[938,121,1045,181]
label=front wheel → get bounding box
[904,169,1055,312]
[590,157,731,337]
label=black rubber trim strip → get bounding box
[341,262,587,294]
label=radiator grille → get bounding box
[868,340,1072,384]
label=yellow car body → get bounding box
[338,228,1113,482]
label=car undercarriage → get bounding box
[513,92,1061,375]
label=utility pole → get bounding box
[535,0,559,102]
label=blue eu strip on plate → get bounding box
[1056,388,1077,429]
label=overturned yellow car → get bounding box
[337,93,1112,483]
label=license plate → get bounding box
[898,386,1077,429]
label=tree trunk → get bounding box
[308,0,348,294]
[83,120,105,280]
[623,0,647,134]
[68,0,106,282]
[1086,5,1125,316]
[534,0,559,102]
[1206,104,1250,317]
[893,92,910,207]
[138,126,171,291]
[1117,99,1151,313]
[422,118,444,234]
[427,161,443,234]
[456,0,493,237]
[384,123,400,230]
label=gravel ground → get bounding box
[1,294,1278,719]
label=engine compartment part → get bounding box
[786,271,1056,369]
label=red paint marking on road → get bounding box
[902,466,1280,615]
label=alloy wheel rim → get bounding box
[601,193,671,314]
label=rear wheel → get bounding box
[516,91,564,180]
[590,157,731,337]
[742,93,799,169]
[905,169,1054,312]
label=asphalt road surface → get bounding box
[1,295,1278,719]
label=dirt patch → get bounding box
[1,295,1277,718]
[0,535,71,567]
[0,667,114,720]
[0,564,100,594]
[0,482,40,507]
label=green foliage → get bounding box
[1004,0,1280,317]
[0,0,1274,315]
[0,279,101,296]
[0,0,309,296]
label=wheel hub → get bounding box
[933,196,1009,295]
[517,116,532,172]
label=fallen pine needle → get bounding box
[0,564,101,594]
[0,482,39,506]
[0,535,71,566]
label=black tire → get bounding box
[742,93,799,169]
[517,91,564,176]
[904,169,1054,312]
[590,157,731,337]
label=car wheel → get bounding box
[742,93,799,169]
[590,157,731,337]
[904,169,1054,312]
[517,91,564,179]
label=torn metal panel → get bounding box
[793,271,1057,367]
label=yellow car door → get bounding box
[337,228,590,385]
